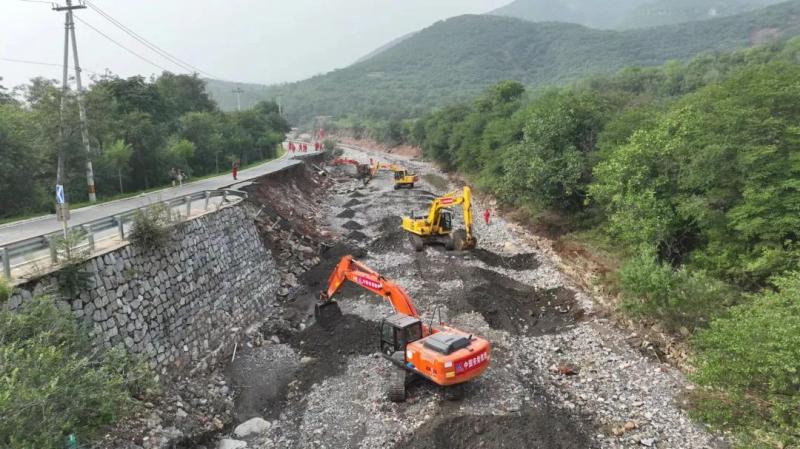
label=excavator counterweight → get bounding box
[315,255,490,401]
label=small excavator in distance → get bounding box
[315,255,490,402]
[402,186,477,252]
[373,162,418,189]
[330,158,373,184]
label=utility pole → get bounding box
[232,86,244,111]
[54,0,97,203]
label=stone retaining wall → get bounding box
[6,205,279,374]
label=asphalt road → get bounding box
[0,150,307,246]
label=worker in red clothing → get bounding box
[483,208,491,225]
[232,159,240,180]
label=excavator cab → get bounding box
[380,314,423,357]
[436,209,453,233]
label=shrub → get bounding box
[619,249,737,333]
[691,272,800,448]
[0,298,155,449]
[128,203,174,251]
[0,277,12,303]
[51,229,91,298]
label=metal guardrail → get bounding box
[0,189,246,280]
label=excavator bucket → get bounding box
[314,300,342,327]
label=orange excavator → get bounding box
[330,158,373,183]
[315,255,491,401]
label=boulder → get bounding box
[233,417,271,437]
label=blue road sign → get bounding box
[55,184,65,205]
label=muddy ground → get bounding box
[217,148,728,449]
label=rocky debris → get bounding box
[336,209,356,218]
[250,145,725,449]
[346,230,369,242]
[342,220,364,230]
[97,369,237,449]
[234,417,271,438]
[218,439,247,449]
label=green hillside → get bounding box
[490,0,787,29]
[620,0,787,28]
[490,0,645,29]
[207,1,800,123]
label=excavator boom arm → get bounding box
[322,256,420,318]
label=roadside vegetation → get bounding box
[0,297,156,449]
[351,38,800,447]
[0,72,290,220]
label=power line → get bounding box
[83,0,219,79]
[0,57,100,75]
[72,15,173,73]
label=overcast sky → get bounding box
[0,0,508,89]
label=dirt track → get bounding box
[218,148,728,449]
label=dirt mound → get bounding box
[452,268,581,336]
[346,230,369,242]
[229,315,380,422]
[342,220,364,230]
[336,209,356,218]
[377,215,402,233]
[226,344,299,421]
[470,249,541,271]
[283,314,378,361]
[400,408,595,449]
[370,216,406,252]
[343,199,362,208]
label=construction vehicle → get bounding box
[330,158,373,183]
[402,186,477,252]
[315,255,490,402]
[373,162,418,189]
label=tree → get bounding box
[166,137,196,174]
[499,89,612,211]
[105,139,133,194]
[0,105,46,218]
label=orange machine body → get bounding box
[320,255,490,386]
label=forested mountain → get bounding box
[207,1,800,123]
[490,0,787,29]
[620,0,788,28]
[353,31,418,64]
[489,0,645,29]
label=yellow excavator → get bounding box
[402,186,477,252]
[374,162,418,190]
